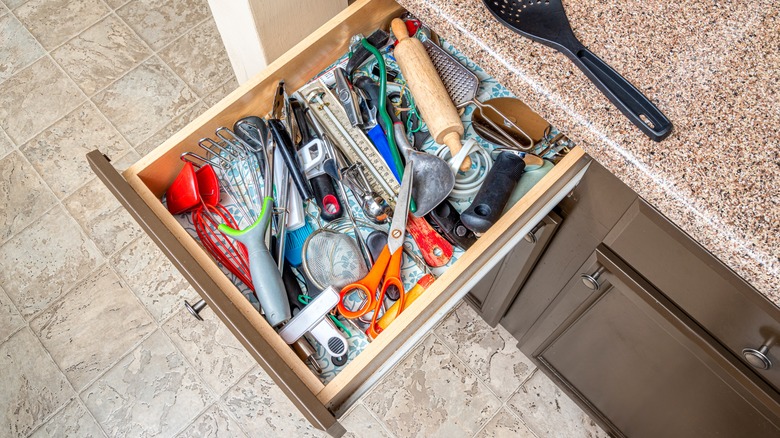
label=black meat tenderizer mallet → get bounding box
[461,152,526,234]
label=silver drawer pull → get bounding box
[185,299,207,321]
[580,265,606,291]
[523,223,544,243]
[742,344,773,370]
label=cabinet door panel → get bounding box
[536,245,780,437]
[467,212,561,326]
[605,200,780,391]
[502,162,636,341]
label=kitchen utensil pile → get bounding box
[163,14,572,382]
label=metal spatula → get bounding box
[483,0,672,141]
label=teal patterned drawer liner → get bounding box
[168,37,571,384]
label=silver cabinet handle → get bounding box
[185,299,207,321]
[523,223,544,244]
[580,266,606,291]
[742,344,773,370]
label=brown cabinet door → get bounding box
[502,161,637,342]
[534,245,780,437]
[467,212,561,326]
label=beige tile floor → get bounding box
[0,1,606,436]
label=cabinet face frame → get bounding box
[530,245,780,437]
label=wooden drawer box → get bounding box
[87,0,590,435]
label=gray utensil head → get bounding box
[422,39,479,108]
[301,229,368,290]
[408,150,455,218]
[483,0,578,50]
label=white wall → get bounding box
[208,0,348,84]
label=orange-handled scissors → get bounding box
[337,160,414,338]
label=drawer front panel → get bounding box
[605,200,780,392]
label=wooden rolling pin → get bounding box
[391,18,471,171]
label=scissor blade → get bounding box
[387,160,413,254]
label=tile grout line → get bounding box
[502,402,542,438]
[435,304,537,403]
[209,363,262,438]
[22,325,106,438]
[71,262,163,389]
[157,310,230,401]
[48,10,156,99]
[22,259,159,392]
[0,7,46,89]
[72,396,111,438]
[430,308,507,403]
[361,403,399,438]
[501,368,543,428]
[59,12,215,103]
[215,398,254,438]
[167,400,216,438]
[12,1,113,54]
[1,151,108,320]
[356,332,439,436]
[3,8,227,158]
[39,9,213,150]
[430,329,506,430]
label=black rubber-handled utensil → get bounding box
[309,175,342,222]
[482,0,672,141]
[268,119,314,201]
[428,200,477,250]
[346,29,389,76]
[461,152,526,234]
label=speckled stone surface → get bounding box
[397,0,780,306]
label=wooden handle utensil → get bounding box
[391,18,471,171]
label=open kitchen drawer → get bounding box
[88,0,590,435]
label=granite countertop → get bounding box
[396,0,780,306]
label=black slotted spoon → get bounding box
[483,0,672,141]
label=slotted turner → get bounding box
[483,0,672,141]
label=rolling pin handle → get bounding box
[391,18,410,41]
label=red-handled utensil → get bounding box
[406,214,453,267]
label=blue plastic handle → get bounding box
[366,125,401,182]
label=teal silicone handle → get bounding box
[219,197,291,327]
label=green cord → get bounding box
[360,39,404,181]
[360,38,416,213]
[329,315,351,338]
[404,87,423,134]
[298,294,352,337]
